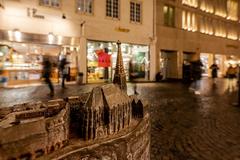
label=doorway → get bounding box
[160,50,178,80]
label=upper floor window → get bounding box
[163,5,175,27]
[215,0,227,18]
[106,0,119,19]
[200,0,214,13]
[39,0,61,8]
[182,0,198,8]
[227,0,238,21]
[130,1,142,23]
[199,16,213,35]
[214,20,226,38]
[182,10,197,32]
[227,24,238,40]
[76,0,93,14]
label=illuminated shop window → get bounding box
[200,0,214,13]
[182,0,198,8]
[227,0,238,21]
[227,25,238,40]
[215,0,227,18]
[76,0,93,14]
[130,1,142,23]
[106,0,119,19]
[214,20,226,38]
[200,16,213,35]
[39,0,61,8]
[87,41,149,83]
[182,10,197,32]
[163,5,175,27]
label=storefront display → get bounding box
[87,40,149,83]
[0,42,79,87]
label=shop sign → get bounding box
[226,44,238,49]
[96,50,111,67]
[115,27,130,33]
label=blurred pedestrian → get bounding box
[182,60,191,84]
[210,63,219,83]
[129,61,138,95]
[226,64,237,92]
[59,57,69,89]
[42,56,54,96]
[189,60,203,95]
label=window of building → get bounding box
[163,5,175,27]
[106,0,119,19]
[39,0,61,8]
[227,24,238,40]
[130,1,142,23]
[214,20,226,38]
[215,0,227,18]
[76,0,93,14]
[200,16,213,35]
[87,41,149,83]
[200,0,214,13]
[182,0,198,8]
[182,10,197,32]
[227,0,238,21]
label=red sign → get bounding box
[96,49,111,67]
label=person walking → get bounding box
[210,63,219,83]
[189,60,203,95]
[226,64,237,92]
[42,56,54,96]
[129,60,138,95]
[59,57,69,89]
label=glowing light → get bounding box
[7,30,13,41]
[48,32,55,44]
[14,29,22,42]
[57,35,63,45]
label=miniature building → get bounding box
[0,100,70,160]
[0,84,146,160]
[113,41,127,91]
[80,84,132,140]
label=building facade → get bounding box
[0,0,154,87]
[155,0,240,79]
[1,0,240,86]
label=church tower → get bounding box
[113,41,127,91]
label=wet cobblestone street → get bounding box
[1,78,240,160]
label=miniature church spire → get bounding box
[113,41,127,91]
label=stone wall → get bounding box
[45,113,150,160]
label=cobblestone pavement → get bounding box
[145,78,240,160]
[1,78,240,160]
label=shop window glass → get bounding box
[87,41,149,83]
[39,0,61,8]
[106,0,119,19]
[163,5,175,27]
[76,0,93,14]
[130,1,142,23]
[0,41,79,87]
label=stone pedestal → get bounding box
[45,114,150,160]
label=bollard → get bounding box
[238,66,240,106]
